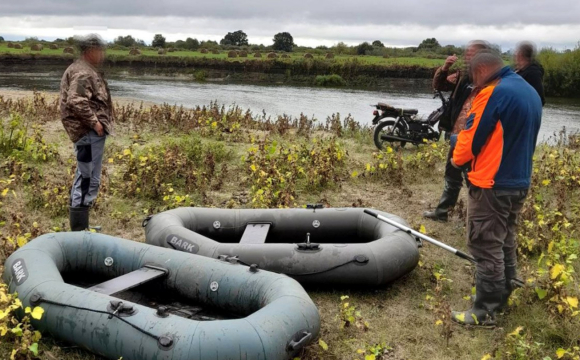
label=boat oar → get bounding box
[363,209,525,288]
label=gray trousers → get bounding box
[70,130,106,208]
[467,187,527,290]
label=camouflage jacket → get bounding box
[60,59,114,143]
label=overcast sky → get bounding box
[1,1,579,50]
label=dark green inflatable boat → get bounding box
[144,207,420,286]
[2,232,320,360]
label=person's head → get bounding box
[470,49,505,87]
[465,40,492,63]
[78,34,106,67]
[514,41,536,70]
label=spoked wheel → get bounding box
[373,120,407,150]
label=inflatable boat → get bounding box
[144,207,420,286]
[3,232,320,360]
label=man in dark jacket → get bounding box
[423,40,491,222]
[450,50,542,326]
[514,41,546,106]
[60,34,114,231]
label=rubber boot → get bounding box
[471,266,518,312]
[423,180,461,222]
[69,206,89,231]
[452,278,504,327]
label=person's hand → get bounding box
[94,121,104,136]
[443,54,458,71]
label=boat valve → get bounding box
[249,264,259,273]
[158,335,174,350]
[156,306,170,318]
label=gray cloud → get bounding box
[1,0,580,27]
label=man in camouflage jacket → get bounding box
[60,34,114,231]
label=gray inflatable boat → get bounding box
[144,207,420,286]
[3,232,320,360]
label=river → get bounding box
[1,70,579,143]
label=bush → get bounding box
[538,46,580,97]
[314,74,346,87]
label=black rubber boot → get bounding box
[452,278,504,327]
[423,180,461,222]
[471,266,518,312]
[69,206,89,231]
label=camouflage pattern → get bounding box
[60,59,114,143]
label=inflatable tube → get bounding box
[144,207,420,286]
[2,232,320,360]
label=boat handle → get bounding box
[287,331,312,352]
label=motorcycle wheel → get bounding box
[373,120,407,150]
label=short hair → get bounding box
[516,41,536,61]
[467,40,492,51]
[77,34,105,54]
[470,49,504,72]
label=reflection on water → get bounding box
[1,70,578,143]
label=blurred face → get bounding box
[84,47,105,66]
[514,50,525,70]
[464,45,478,63]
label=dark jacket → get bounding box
[516,61,545,106]
[432,67,473,131]
[453,67,542,190]
[60,60,114,143]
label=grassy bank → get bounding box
[1,92,579,360]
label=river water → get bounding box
[1,70,579,142]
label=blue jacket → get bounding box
[452,66,542,190]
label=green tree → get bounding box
[356,42,373,55]
[185,37,200,50]
[273,32,294,52]
[220,30,248,46]
[417,38,441,51]
[372,40,384,47]
[152,34,166,48]
[114,35,138,47]
[0,36,4,43]
[332,42,350,55]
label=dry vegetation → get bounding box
[1,91,579,360]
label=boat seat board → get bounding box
[239,223,271,244]
[88,266,168,295]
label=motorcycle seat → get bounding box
[377,103,418,115]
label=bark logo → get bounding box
[12,259,28,285]
[166,235,199,254]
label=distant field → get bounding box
[0,44,445,67]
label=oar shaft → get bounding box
[364,209,477,264]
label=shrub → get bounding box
[200,48,208,54]
[325,53,334,59]
[314,74,346,87]
[304,53,314,59]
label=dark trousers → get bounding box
[445,147,466,187]
[467,187,527,291]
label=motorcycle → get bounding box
[371,91,448,150]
